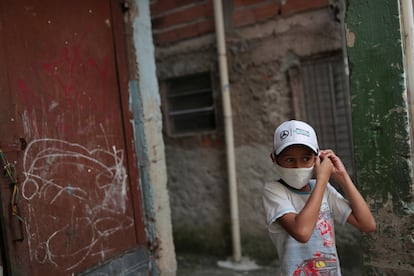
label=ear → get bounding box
[270,152,276,163]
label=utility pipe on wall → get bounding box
[400,0,414,112]
[400,0,414,166]
[213,0,242,263]
[401,0,414,93]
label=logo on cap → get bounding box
[280,130,289,140]
[294,128,310,137]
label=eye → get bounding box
[285,157,295,163]
[302,156,315,164]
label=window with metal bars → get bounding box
[300,53,355,179]
[161,73,216,136]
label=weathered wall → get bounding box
[129,0,177,275]
[152,0,361,267]
[151,0,329,45]
[346,0,414,275]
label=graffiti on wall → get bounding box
[21,138,133,271]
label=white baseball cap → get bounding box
[273,120,319,155]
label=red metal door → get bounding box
[0,0,147,275]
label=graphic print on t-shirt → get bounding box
[317,206,335,247]
[293,251,338,276]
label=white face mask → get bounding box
[273,163,314,189]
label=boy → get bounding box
[263,120,376,275]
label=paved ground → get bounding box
[176,253,362,276]
[176,254,278,276]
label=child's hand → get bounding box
[314,152,334,183]
[319,149,348,179]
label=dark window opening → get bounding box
[161,73,216,136]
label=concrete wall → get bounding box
[128,1,177,275]
[346,0,414,274]
[151,0,364,270]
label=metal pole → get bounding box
[213,0,242,262]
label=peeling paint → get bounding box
[345,26,355,47]
[401,200,414,215]
[346,0,413,274]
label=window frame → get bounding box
[160,72,217,137]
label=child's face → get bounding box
[275,145,316,168]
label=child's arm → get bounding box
[277,155,334,243]
[321,150,376,233]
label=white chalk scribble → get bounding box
[21,138,133,271]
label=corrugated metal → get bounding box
[301,54,355,178]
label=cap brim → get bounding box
[276,142,318,155]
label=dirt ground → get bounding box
[176,254,278,276]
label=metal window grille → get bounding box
[161,73,216,136]
[300,54,355,179]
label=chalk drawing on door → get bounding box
[21,138,133,271]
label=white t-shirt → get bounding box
[263,179,352,276]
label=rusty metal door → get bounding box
[0,0,147,275]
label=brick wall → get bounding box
[150,0,329,45]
